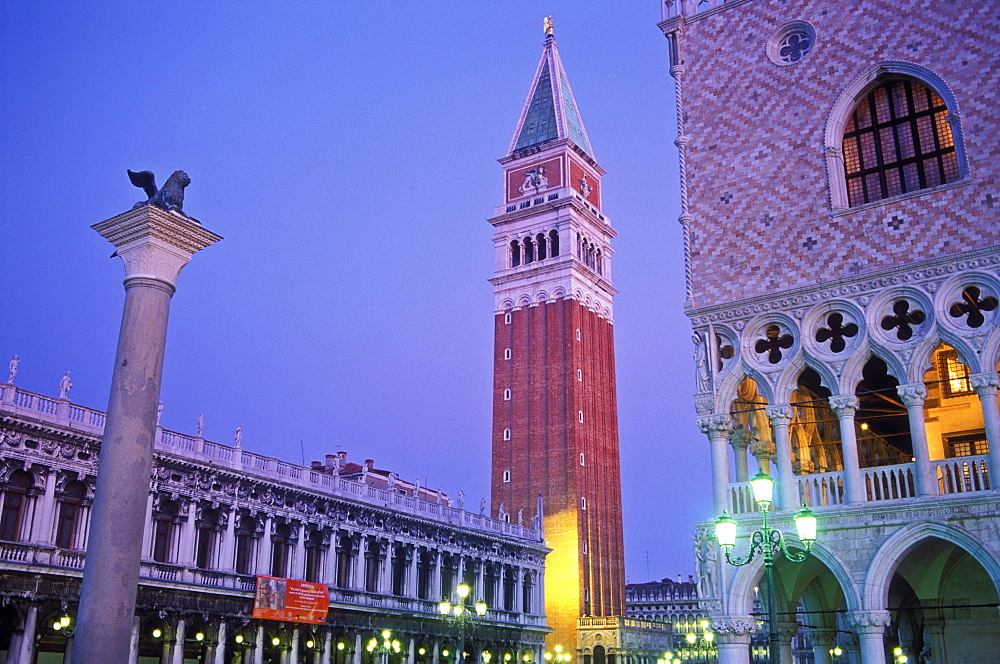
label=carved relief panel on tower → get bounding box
[506,157,563,202]
[569,157,600,208]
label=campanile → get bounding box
[488,24,625,653]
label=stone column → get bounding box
[776,621,798,664]
[829,396,865,503]
[322,631,334,664]
[35,469,58,545]
[72,205,220,664]
[356,537,368,590]
[258,515,273,576]
[255,625,266,664]
[294,524,307,579]
[712,616,755,664]
[172,618,187,664]
[805,629,835,664]
[731,428,750,483]
[766,406,798,510]
[129,615,142,664]
[220,508,237,573]
[846,611,890,664]
[177,502,198,569]
[407,546,419,597]
[214,621,228,664]
[896,384,935,496]
[922,618,946,664]
[697,414,734,516]
[290,627,301,664]
[970,373,1000,484]
[140,491,156,560]
[17,605,38,664]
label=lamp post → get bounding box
[367,629,403,664]
[439,583,488,664]
[714,473,817,664]
[544,644,572,664]
[681,625,716,662]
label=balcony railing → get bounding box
[728,455,992,514]
[0,385,544,543]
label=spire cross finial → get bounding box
[544,15,554,36]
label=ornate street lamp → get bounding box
[439,583,488,663]
[714,473,817,664]
[544,644,572,664]
[367,629,403,664]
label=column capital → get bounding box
[766,404,793,426]
[829,395,860,417]
[697,414,734,436]
[92,205,222,289]
[846,610,891,633]
[971,372,1000,395]
[711,616,757,643]
[805,629,836,647]
[896,383,927,407]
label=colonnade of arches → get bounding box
[712,523,1000,664]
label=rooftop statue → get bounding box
[127,169,191,213]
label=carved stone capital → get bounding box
[92,205,222,289]
[829,395,860,418]
[766,404,793,427]
[846,610,892,633]
[805,629,837,647]
[970,372,1000,396]
[896,383,927,407]
[697,414,734,436]
[712,616,758,642]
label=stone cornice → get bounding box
[686,246,1000,324]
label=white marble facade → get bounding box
[0,384,548,664]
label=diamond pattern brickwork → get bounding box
[679,0,1000,309]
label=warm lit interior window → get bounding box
[938,350,972,397]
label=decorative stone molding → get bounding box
[846,610,892,633]
[970,372,1000,395]
[765,405,793,427]
[896,383,928,407]
[92,205,222,289]
[695,394,716,415]
[712,616,757,642]
[697,414,734,435]
[829,395,860,417]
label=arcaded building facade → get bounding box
[0,382,548,664]
[659,1,1000,663]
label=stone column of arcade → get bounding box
[71,202,221,664]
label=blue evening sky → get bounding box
[0,2,707,582]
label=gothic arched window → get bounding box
[842,79,959,206]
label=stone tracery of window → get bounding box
[842,79,959,207]
[948,286,998,329]
[880,299,926,341]
[815,312,858,353]
[754,325,794,364]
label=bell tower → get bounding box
[488,23,625,652]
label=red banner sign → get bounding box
[252,575,329,624]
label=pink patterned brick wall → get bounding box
[674,0,1000,310]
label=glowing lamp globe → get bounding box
[795,505,818,545]
[714,512,737,549]
[750,472,774,507]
